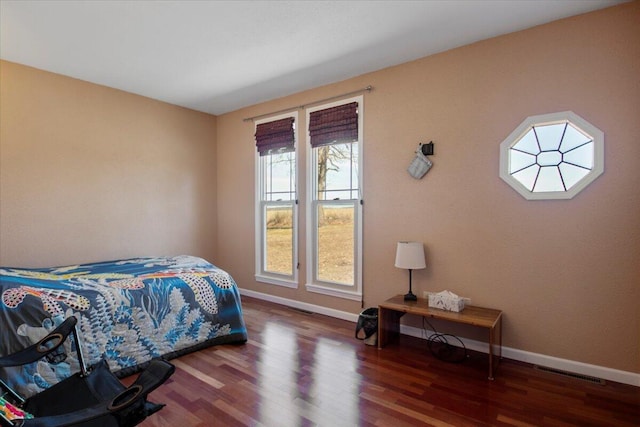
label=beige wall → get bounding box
[0,61,218,266]
[1,3,638,375]
[216,2,640,374]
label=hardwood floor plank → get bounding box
[172,358,226,389]
[365,389,476,427]
[495,414,538,427]
[211,399,262,427]
[131,296,639,426]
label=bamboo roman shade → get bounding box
[255,117,295,156]
[309,102,358,148]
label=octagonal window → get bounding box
[499,111,604,200]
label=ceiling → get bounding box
[0,1,622,115]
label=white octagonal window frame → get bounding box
[499,111,604,200]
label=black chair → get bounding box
[0,316,174,427]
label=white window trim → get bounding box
[499,111,604,200]
[305,96,363,300]
[254,111,299,288]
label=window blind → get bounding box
[255,117,295,156]
[309,102,358,148]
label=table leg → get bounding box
[377,307,402,349]
[488,326,495,380]
[488,316,503,380]
[497,316,502,360]
[377,306,387,349]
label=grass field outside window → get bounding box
[267,207,353,283]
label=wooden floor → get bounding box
[129,296,640,426]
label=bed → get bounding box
[0,255,247,397]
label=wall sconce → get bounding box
[408,141,434,179]
[420,141,434,156]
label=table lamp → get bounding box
[395,241,426,301]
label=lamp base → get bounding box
[404,291,417,301]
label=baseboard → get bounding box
[239,288,640,387]
[399,324,640,387]
[240,288,360,323]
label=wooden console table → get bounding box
[378,295,503,380]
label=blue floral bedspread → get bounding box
[0,255,247,397]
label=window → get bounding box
[255,113,298,287]
[306,97,363,300]
[499,111,604,200]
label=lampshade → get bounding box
[395,241,426,270]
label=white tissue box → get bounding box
[428,290,466,312]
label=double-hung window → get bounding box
[255,113,298,287]
[306,96,363,300]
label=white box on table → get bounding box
[427,290,466,312]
